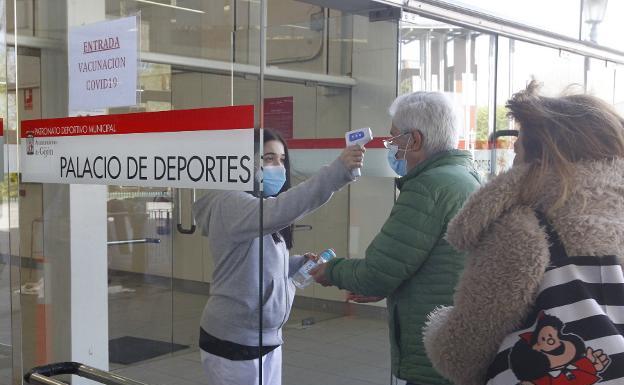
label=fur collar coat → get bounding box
[423,158,624,385]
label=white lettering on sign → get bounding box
[31,124,117,137]
[69,16,138,111]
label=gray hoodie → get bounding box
[192,158,354,347]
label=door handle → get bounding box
[177,188,197,235]
[107,238,161,246]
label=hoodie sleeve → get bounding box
[423,207,550,385]
[193,158,354,242]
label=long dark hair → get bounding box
[263,129,294,249]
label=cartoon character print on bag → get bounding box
[509,312,611,385]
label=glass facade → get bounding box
[0,1,622,385]
[581,0,624,51]
[445,0,582,38]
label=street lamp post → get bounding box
[583,0,609,91]
[584,0,609,43]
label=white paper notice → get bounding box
[69,16,138,111]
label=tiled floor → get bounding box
[111,314,393,385]
[7,268,396,385]
[107,274,395,385]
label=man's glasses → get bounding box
[383,132,411,149]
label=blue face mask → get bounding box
[386,134,412,176]
[262,166,287,197]
[387,145,407,176]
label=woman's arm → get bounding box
[423,207,550,385]
[193,148,361,241]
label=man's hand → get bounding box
[346,292,385,303]
[303,252,319,263]
[309,263,332,286]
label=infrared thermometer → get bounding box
[345,127,373,178]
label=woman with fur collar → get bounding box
[423,81,624,385]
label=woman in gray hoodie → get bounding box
[193,129,364,385]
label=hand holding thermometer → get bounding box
[345,127,373,178]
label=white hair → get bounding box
[388,91,459,155]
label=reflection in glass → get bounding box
[586,58,616,103]
[399,16,495,179]
[443,0,581,38]
[107,187,176,370]
[581,0,624,51]
[0,0,11,379]
[615,65,624,116]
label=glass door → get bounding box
[260,6,400,385]
[9,1,262,385]
[0,0,12,382]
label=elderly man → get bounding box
[311,91,481,385]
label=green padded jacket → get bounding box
[325,150,481,384]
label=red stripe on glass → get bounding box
[287,137,388,149]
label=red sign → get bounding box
[264,97,293,139]
[24,89,33,110]
[21,105,254,138]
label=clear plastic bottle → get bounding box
[292,248,336,289]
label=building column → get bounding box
[39,2,108,384]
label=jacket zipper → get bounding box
[278,245,289,330]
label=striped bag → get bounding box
[485,212,624,385]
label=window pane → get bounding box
[587,58,616,103]
[581,0,624,51]
[510,40,585,96]
[615,64,624,116]
[442,0,581,38]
